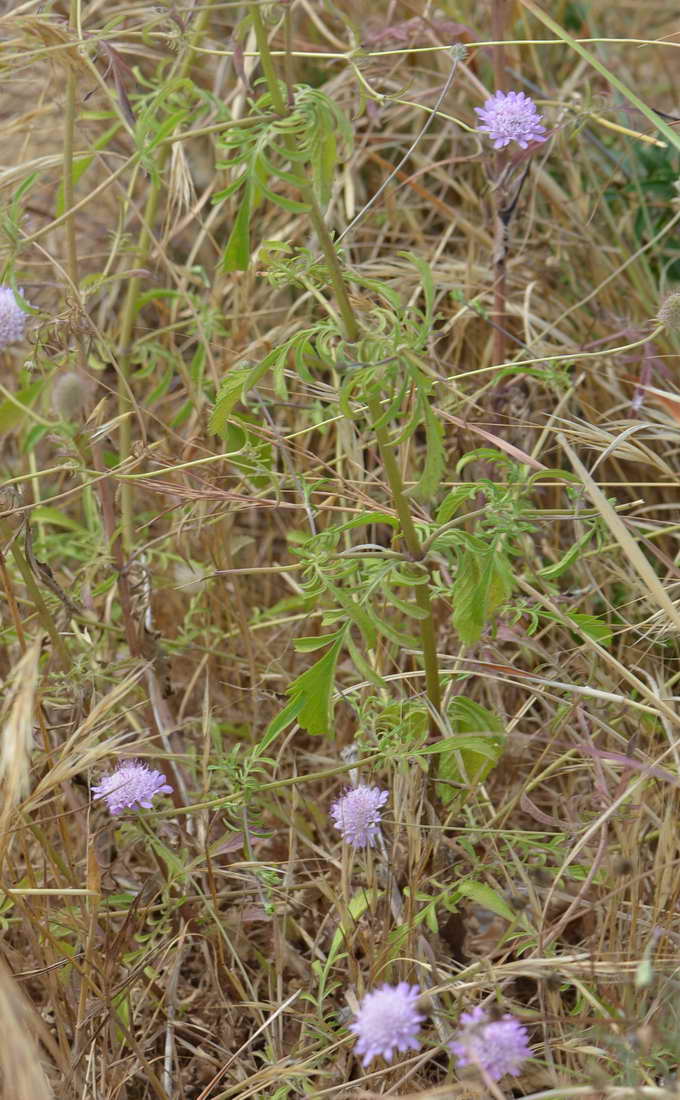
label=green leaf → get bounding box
[538,527,595,580]
[399,251,435,337]
[209,347,288,436]
[336,511,399,534]
[31,507,87,534]
[457,880,515,923]
[436,486,476,524]
[315,129,336,207]
[286,636,344,736]
[323,579,377,648]
[448,697,504,735]
[0,381,45,435]
[209,365,253,434]
[568,612,612,648]
[452,547,514,646]
[294,632,342,653]
[413,399,444,501]
[345,633,387,688]
[434,699,504,803]
[221,181,252,271]
[260,695,305,752]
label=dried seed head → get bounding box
[52,372,88,421]
[658,292,680,331]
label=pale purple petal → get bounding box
[330,785,388,847]
[475,90,548,150]
[92,760,173,815]
[0,286,28,348]
[450,1005,531,1080]
[350,983,424,1066]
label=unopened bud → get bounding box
[52,372,88,421]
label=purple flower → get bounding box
[91,760,173,815]
[350,983,424,1066]
[449,1005,531,1081]
[475,90,548,150]
[0,286,28,349]
[330,785,388,848]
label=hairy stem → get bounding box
[367,398,442,714]
[251,6,359,344]
[492,0,508,366]
[251,5,441,718]
[116,1,215,551]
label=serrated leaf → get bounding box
[451,548,485,645]
[286,636,343,735]
[452,547,514,646]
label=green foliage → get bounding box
[451,543,514,646]
[433,698,505,803]
[213,85,352,270]
[605,142,680,278]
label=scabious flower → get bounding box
[91,760,173,815]
[0,286,28,349]
[330,784,388,848]
[449,1005,531,1081]
[350,983,424,1066]
[475,90,548,150]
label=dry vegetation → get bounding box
[3,0,680,1096]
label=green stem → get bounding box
[367,398,441,714]
[251,6,359,343]
[116,1,215,551]
[0,521,70,669]
[63,68,79,291]
[251,5,441,717]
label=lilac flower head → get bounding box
[330,784,388,848]
[475,90,548,150]
[449,1005,531,1081]
[350,983,424,1066]
[0,286,28,349]
[91,760,173,815]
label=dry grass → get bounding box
[2,0,680,1097]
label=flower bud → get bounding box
[52,372,88,421]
